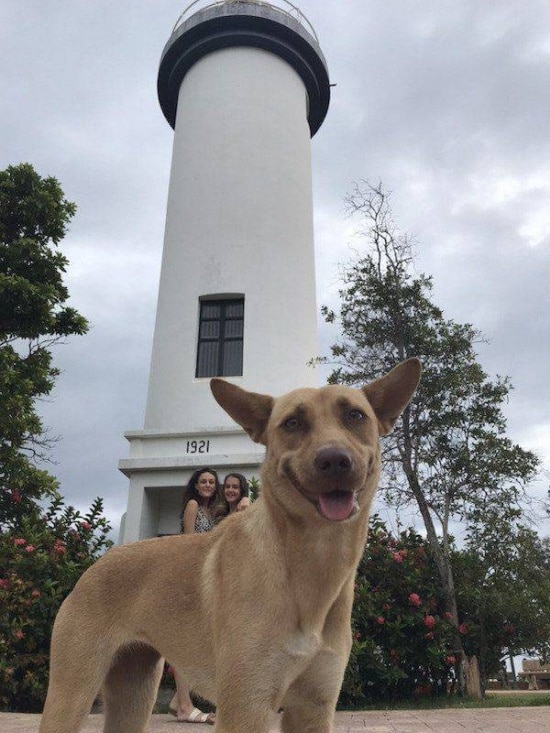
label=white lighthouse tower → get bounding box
[119,0,330,542]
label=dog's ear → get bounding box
[362,358,421,436]
[210,379,274,445]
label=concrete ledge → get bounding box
[119,452,264,477]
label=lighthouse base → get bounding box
[118,427,264,543]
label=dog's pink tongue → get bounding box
[318,490,355,521]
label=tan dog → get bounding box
[39,358,420,733]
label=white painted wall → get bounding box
[120,44,322,543]
[144,46,319,432]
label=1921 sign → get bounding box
[185,439,210,454]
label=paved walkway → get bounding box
[2,707,549,732]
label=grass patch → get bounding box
[483,693,550,708]
[340,692,550,711]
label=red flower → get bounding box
[13,630,24,640]
[392,552,404,563]
[408,593,421,607]
[445,655,457,665]
[25,545,35,553]
[11,490,22,503]
[80,521,92,532]
[53,539,67,555]
[423,615,436,629]
[13,538,26,546]
[31,590,41,598]
[458,623,468,635]
[0,579,9,590]
[444,611,454,621]
[376,616,385,625]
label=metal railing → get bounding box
[172,0,319,42]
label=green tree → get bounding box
[454,520,550,686]
[0,162,88,524]
[321,181,540,695]
[0,163,112,711]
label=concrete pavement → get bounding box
[2,707,549,732]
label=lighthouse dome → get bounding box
[158,0,330,135]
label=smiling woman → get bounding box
[180,468,220,534]
[214,473,251,522]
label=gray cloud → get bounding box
[1,0,548,535]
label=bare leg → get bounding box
[169,669,215,724]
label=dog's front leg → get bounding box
[280,583,354,733]
[214,650,284,733]
[214,690,275,732]
[279,644,347,733]
[214,704,274,733]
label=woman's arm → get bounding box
[182,499,199,534]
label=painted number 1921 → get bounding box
[185,439,210,454]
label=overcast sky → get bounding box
[1,0,549,538]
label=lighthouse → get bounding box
[119,0,330,542]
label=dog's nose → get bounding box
[314,447,353,476]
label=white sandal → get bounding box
[182,706,215,725]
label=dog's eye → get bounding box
[283,417,301,431]
[347,409,365,423]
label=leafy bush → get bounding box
[0,163,109,712]
[0,494,111,711]
[341,516,457,706]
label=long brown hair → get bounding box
[181,467,220,530]
[214,473,249,522]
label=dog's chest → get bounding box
[283,630,321,660]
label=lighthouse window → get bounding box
[196,298,244,378]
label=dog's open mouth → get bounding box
[283,461,360,522]
[317,490,357,521]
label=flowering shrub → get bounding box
[0,494,112,711]
[340,516,457,706]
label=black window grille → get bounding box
[196,298,244,378]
